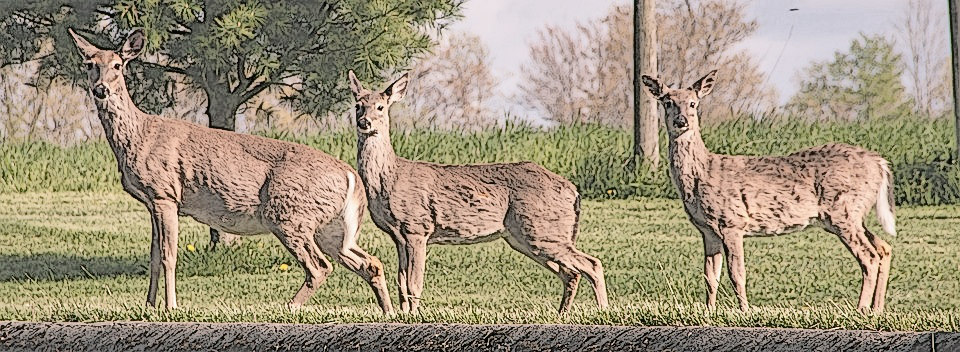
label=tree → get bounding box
[634,0,658,167]
[0,0,463,246]
[393,31,499,130]
[898,0,951,117]
[517,0,775,128]
[788,34,912,122]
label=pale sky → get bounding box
[448,0,950,115]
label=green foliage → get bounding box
[3,118,959,205]
[0,0,463,122]
[788,33,913,121]
[1,193,958,330]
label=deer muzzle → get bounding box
[92,84,109,99]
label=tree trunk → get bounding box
[205,92,242,248]
[633,0,659,168]
[950,0,960,157]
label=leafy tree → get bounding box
[0,0,463,130]
[788,33,912,121]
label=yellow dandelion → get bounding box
[279,264,290,271]
[186,244,196,252]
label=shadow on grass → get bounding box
[0,253,144,282]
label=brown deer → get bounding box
[68,28,392,313]
[641,70,895,313]
[348,71,608,314]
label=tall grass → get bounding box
[2,117,957,204]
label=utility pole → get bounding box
[949,0,960,156]
[634,0,659,167]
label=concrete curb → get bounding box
[1,321,958,351]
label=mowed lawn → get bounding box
[0,192,958,331]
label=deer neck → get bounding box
[667,129,711,194]
[94,83,148,160]
[357,131,399,198]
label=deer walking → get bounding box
[348,71,608,314]
[641,70,895,313]
[69,28,393,313]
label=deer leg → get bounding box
[503,236,581,313]
[831,222,880,313]
[865,227,892,313]
[273,227,333,309]
[721,231,749,311]
[564,248,608,310]
[146,212,161,308]
[153,200,180,310]
[702,229,723,309]
[394,240,411,313]
[404,235,429,313]
[316,221,394,314]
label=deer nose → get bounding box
[92,84,109,99]
[674,116,688,128]
[357,118,371,130]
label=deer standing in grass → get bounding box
[348,71,608,314]
[641,70,895,313]
[69,28,393,313]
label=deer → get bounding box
[68,28,393,313]
[640,70,895,313]
[347,71,608,314]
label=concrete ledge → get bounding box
[1,321,958,351]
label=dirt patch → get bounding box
[0,321,957,351]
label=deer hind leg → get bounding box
[701,228,723,309]
[827,220,881,312]
[153,200,180,310]
[272,224,333,309]
[721,230,749,311]
[865,227,892,313]
[316,219,394,314]
[502,236,582,314]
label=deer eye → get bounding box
[84,62,93,70]
[113,63,121,70]
[690,102,696,108]
[376,105,384,111]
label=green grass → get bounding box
[3,118,959,204]
[1,192,957,331]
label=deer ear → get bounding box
[690,70,717,98]
[641,75,663,98]
[68,28,99,58]
[348,70,364,98]
[384,72,408,104]
[119,28,146,61]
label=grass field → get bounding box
[1,192,958,331]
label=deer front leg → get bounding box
[701,228,723,309]
[721,231,749,311]
[394,240,411,313]
[404,235,429,313]
[153,200,180,310]
[146,212,161,308]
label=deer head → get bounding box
[68,28,145,102]
[641,70,717,138]
[348,70,408,136]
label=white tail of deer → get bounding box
[642,70,895,313]
[348,71,608,314]
[68,28,392,313]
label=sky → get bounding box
[447,0,950,114]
